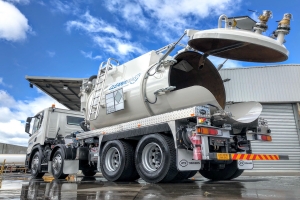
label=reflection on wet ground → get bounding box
[0,174,299,200]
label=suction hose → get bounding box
[88,75,97,82]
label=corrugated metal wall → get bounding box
[220,65,300,102]
[251,104,300,171]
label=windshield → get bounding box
[32,112,44,134]
[66,116,84,126]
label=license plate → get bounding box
[217,153,230,160]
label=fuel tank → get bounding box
[83,51,226,130]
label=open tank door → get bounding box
[170,51,226,109]
[26,76,86,111]
[188,15,289,62]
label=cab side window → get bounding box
[32,112,44,134]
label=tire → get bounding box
[226,169,244,180]
[30,151,45,178]
[171,171,191,182]
[187,170,198,179]
[82,169,97,177]
[135,133,177,183]
[199,161,238,181]
[100,140,139,182]
[51,149,68,179]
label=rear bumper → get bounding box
[209,153,289,161]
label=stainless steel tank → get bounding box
[83,51,225,130]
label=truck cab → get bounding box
[25,106,84,178]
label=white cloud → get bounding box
[93,36,144,56]
[0,77,13,88]
[67,12,142,57]
[66,11,131,39]
[104,0,241,41]
[4,0,30,4]
[50,0,79,15]
[47,51,56,57]
[0,90,66,146]
[0,0,31,41]
[81,51,102,60]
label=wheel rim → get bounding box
[105,147,121,172]
[142,142,163,172]
[52,153,62,174]
[31,154,39,174]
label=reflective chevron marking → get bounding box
[231,154,280,160]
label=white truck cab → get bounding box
[25,106,84,178]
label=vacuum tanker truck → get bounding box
[25,12,291,183]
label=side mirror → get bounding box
[25,117,32,134]
[26,117,32,123]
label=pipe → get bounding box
[218,14,228,28]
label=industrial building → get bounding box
[220,64,300,172]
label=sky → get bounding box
[0,0,299,146]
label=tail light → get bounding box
[261,135,272,141]
[197,127,218,135]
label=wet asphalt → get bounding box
[0,173,300,200]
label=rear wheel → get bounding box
[135,133,177,183]
[100,140,139,181]
[31,151,45,178]
[171,171,191,182]
[82,169,97,177]
[52,149,68,179]
[187,170,198,179]
[226,169,244,180]
[199,161,238,181]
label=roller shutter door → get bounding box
[251,104,300,171]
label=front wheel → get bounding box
[51,149,68,179]
[31,151,45,178]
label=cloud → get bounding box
[50,0,80,15]
[93,36,144,56]
[0,77,12,88]
[0,0,32,41]
[0,90,66,146]
[103,0,241,41]
[66,11,130,39]
[47,51,56,57]
[67,12,142,57]
[81,51,102,60]
[4,0,30,4]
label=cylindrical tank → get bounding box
[0,154,26,165]
[84,51,225,130]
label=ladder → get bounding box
[0,159,6,176]
[88,58,119,121]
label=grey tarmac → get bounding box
[0,173,299,200]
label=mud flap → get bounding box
[237,160,254,170]
[48,160,79,174]
[177,149,201,171]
